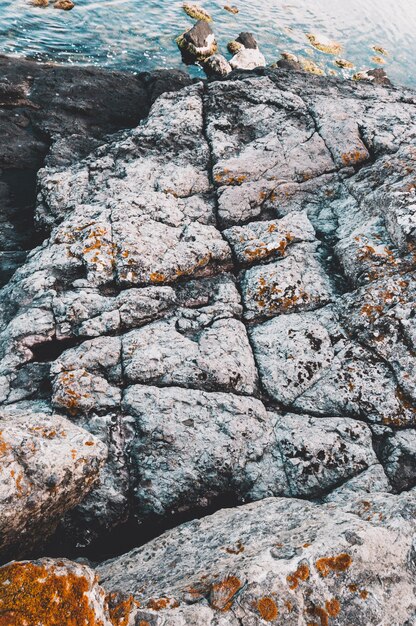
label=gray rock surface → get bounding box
[96,491,416,625]
[0,56,193,285]
[0,67,415,577]
[0,404,106,561]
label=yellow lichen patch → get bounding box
[287,562,310,590]
[315,553,352,578]
[306,34,342,55]
[146,597,179,611]
[209,576,242,611]
[107,592,140,626]
[183,3,212,22]
[0,562,103,626]
[257,597,278,622]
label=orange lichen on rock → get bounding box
[315,553,352,577]
[149,272,166,283]
[341,150,368,166]
[0,430,10,456]
[146,597,179,611]
[107,592,140,626]
[209,575,242,611]
[0,562,104,626]
[307,605,329,626]
[225,540,245,554]
[325,598,341,617]
[287,562,310,589]
[257,597,279,621]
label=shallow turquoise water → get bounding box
[0,0,415,87]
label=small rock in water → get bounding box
[372,55,386,65]
[372,44,389,56]
[30,0,49,6]
[54,0,75,8]
[203,54,232,78]
[224,4,239,14]
[352,68,391,86]
[276,51,303,71]
[307,33,342,55]
[236,31,259,49]
[300,57,325,75]
[335,58,355,69]
[230,47,266,71]
[183,2,212,22]
[177,19,217,63]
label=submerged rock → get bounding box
[307,33,342,55]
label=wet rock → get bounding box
[0,405,106,560]
[54,0,74,8]
[236,32,258,49]
[307,33,342,55]
[203,54,232,78]
[0,558,113,625]
[178,20,217,63]
[230,47,266,71]
[97,491,416,625]
[183,3,212,22]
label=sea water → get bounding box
[0,0,415,87]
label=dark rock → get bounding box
[0,55,192,285]
[236,31,258,49]
[184,20,214,49]
[367,68,393,86]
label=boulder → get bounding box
[203,54,232,78]
[230,47,266,71]
[0,405,106,560]
[97,491,416,625]
[178,20,217,63]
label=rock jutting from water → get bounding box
[0,57,415,624]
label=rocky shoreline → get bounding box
[0,54,415,625]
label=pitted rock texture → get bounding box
[96,491,416,625]
[0,405,106,561]
[0,69,415,557]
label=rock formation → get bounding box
[0,61,415,624]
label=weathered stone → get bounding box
[1,66,416,563]
[97,491,416,625]
[0,558,113,625]
[236,32,259,50]
[0,406,106,560]
[230,48,266,71]
[179,21,217,63]
[203,54,232,78]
